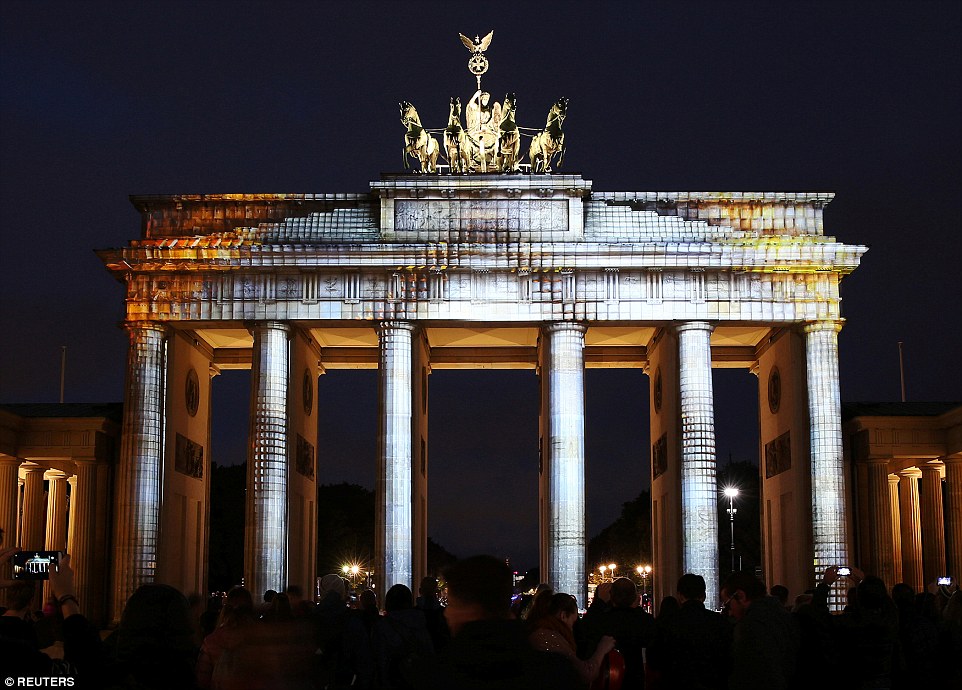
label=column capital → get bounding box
[899,467,923,479]
[0,454,22,467]
[888,473,901,484]
[861,456,894,467]
[43,469,69,481]
[919,461,945,474]
[247,320,292,335]
[542,321,587,335]
[674,321,715,335]
[20,462,46,475]
[803,319,845,335]
[377,320,417,335]
[941,454,962,465]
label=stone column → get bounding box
[888,474,903,585]
[804,320,849,600]
[111,322,166,622]
[861,459,896,587]
[676,321,720,606]
[20,464,47,550]
[898,468,923,591]
[44,470,69,552]
[244,322,291,598]
[540,322,587,606]
[377,321,417,594]
[944,456,962,579]
[0,456,21,580]
[919,462,946,586]
[71,461,100,617]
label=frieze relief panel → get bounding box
[395,199,568,235]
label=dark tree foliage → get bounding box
[587,490,653,573]
[315,483,458,578]
[316,482,376,575]
[208,462,246,591]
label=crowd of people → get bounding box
[1,544,961,689]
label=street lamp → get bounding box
[635,565,652,604]
[599,565,607,581]
[608,563,616,580]
[724,486,739,573]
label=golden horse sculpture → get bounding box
[495,92,521,174]
[400,101,439,174]
[443,97,470,174]
[529,97,568,173]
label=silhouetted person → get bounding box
[591,577,655,689]
[526,588,615,685]
[195,586,254,689]
[372,583,433,689]
[415,575,449,652]
[721,571,798,690]
[648,573,731,690]
[414,554,581,689]
[103,583,198,690]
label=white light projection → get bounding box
[245,322,291,596]
[804,320,848,610]
[677,321,721,607]
[112,323,166,621]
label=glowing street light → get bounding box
[723,487,739,573]
[608,563,617,579]
[599,565,607,581]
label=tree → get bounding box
[587,490,653,575]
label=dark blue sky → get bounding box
[2,1,960,570]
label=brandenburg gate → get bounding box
[91,35,872,618]
[96,172,867,613]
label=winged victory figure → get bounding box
[459,31,493,54]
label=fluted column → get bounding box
[376,322,417,593]
[111,322,166,622]
[0,456,21,580]
[919,462,946,586]
[540,322,587,606]
[804,320,849,604]
[20,464,47,550]
[861,459,896,587]
[71,461,99,617]
[244,322,291,598]
[944,456,962,579]
[888,474,903,584]
[44,470,68,552]
[676,321,720,606]
[898,468,923,591]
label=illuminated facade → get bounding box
[90,175,871,613]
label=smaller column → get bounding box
[861,459,896,587]
[0,456,21,581]
[888,474,903,585]
[944,456,962,579]
[66,475,78,556]
[20,464,47,550]
[71,461,100,618]
[919,462,946,586]
[898,468,924,591]
[44,470,69,552]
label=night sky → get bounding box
[2,1,959,572]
